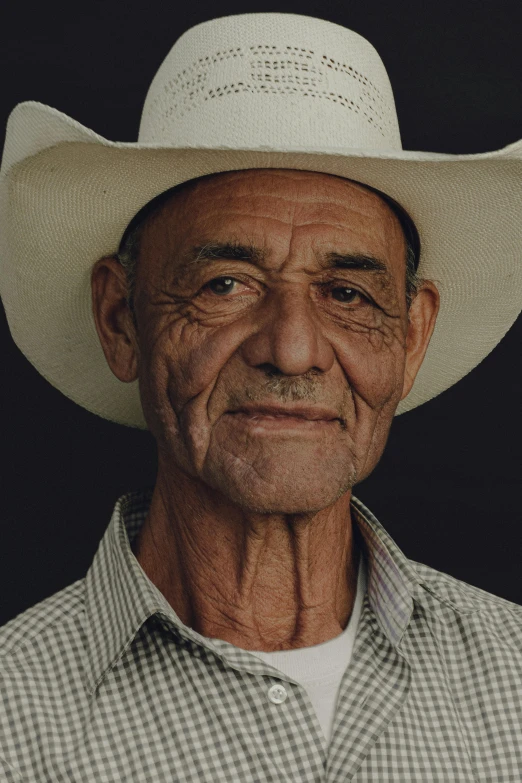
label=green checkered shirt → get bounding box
[1,487,522,781]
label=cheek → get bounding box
[335,320,407,412]
[333,324,406,482]
[139,315,249,426]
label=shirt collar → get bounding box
[83,487,472,697]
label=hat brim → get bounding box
[1,101,522,429]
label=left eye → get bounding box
[330,287,365,304]
[206,277,238,295]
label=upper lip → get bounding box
[229,404,339,421]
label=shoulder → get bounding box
[0,578,86,659]
[412,558,522,613]
[410,558,522,649]
[0,579,88,706]
[0,580,88,775]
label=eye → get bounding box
[205,276,238,295]
[329,286,368,305]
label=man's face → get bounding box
[129,169,423,513]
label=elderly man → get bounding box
[1,12,522,783]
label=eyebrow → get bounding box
[182,242,390,276]
[320,251,388,274]
[184,242,267,267]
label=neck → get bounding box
[131,468,360,652]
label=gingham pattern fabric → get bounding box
[1,488,522,782]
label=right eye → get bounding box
[205,277,238,295]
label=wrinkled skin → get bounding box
[91,169,440,651]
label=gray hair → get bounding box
[116,178,424,331]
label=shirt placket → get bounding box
[216,649,328,781]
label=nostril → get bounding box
[257,363,281,376]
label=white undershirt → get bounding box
[249,553,367,745]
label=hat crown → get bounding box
[138,13,402,151]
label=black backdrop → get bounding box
[1,0,521,626]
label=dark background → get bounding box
[1,0,521,626]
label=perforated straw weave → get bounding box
[138,19,401,151]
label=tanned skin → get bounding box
[91,169,439,652]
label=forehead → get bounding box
[172,169,396,224]
[142,169,406,276]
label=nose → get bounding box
[239,286,335,376]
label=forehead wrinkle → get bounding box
[184,208,298,228]
[178,209,390,245]
[177,179,395,233]
[202,192,369,208]
[292,200,394,227]
[179,170,397,229]
[200,176,392,212]
[189,196,389,220]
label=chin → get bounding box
[204,458,356,515]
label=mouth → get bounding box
[229,405,340,422]
[226,405,342,431]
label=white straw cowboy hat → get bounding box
[1,12,521,429]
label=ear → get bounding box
[90,256,140,383]
[401,280,440,400]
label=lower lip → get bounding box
[228,412,339,431]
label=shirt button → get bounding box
[268,684,288,704]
